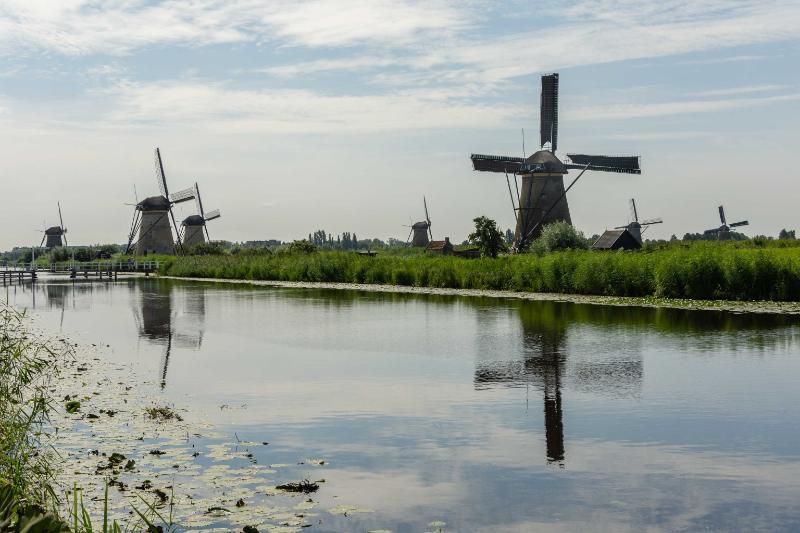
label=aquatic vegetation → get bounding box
[160,242,800,301]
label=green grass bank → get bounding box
[159,243,800,302]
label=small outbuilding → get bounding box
[426,237,454,255]
[591,229,641,251]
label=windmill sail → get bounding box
[471,154,526,173]
[718,205,727,225]
[423,196,432,240]
[58,201,68,246]
[169,187,196,204]
[540,73,559,152]
[155,148,169,198]
[203,209,220,221]
[729,220,749,228]
[565,154,641,174]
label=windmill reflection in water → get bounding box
[131,280,206,389]
[473,302,644,465]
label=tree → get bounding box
[288,239,317,254]
[532,221,588,253]
[779,228,796,240]
[468,216,506,258]
[504,228,514,244]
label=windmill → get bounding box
[125,148,196,255]
[405,196,433,247]
[40,202,68,248]
[704,205,748,240]
[181,182,221,246]
[614,198,663,244]
[470,73,641,252]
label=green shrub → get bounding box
[532,222,589,253]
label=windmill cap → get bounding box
[137,195,171,211]
[44,226,64,235]
[182,214,205,226]
[412,221,430,229]
[519,150,567,174]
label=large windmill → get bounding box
[615,198,662,245]
[181,182,221,246]
[40,202,68,248]
[405,196,433,247]
[470,73,641,252]
[704,205,748,240]
[125,148,196,255]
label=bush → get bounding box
[185,242,226,256]
[531,222,589,253]
[287,240,317,254]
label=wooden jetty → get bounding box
[1,261,160,284]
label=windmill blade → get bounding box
[641,218,663,225]
[471,154,525,174]
[154,148,169,198]
[718,205,727,225]
[63,230,68,247]
[540,73,559,152]
[203,209,220,221]
[194,182,205,218]
[564,154,641,174]
[729,220,749,228]
[58,201,65,230]
[169,187,195,204]
[629,198,638,223]
[423,196,430,225]
[406,227,413,244]
[613,225,628,230]
[39,234,46,247]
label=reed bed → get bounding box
[160,243,800,302]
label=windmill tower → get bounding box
[470,73,641,251]
[704,205,748,240]
[125,148,196,255]
[615,198,663,244]
[40,202,68,248]
[405,196,433,247]
[181,183,221,247]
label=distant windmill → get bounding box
[704,205,748,240]
[40,202,68,248]
[125,148,196,255]
[181,182,221,246]
[405,196,433,247]
[615,198,663,244]
[470,73,641,252]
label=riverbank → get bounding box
[160,276,800,315]
[158,244,800,303]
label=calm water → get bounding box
[7,278,800,532]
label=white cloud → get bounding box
[692,84,789,97]
[96,80,517,133]
[0,0,467,56]
[566,93,800,120]
[259,56,402,78]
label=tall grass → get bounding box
[160,242,800,301]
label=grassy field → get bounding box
[159,242,800,302]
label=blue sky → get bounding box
[1,0,799,248]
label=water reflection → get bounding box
[130,280,206,388]
[7,279,800,531]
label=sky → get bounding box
[1,0,799,249]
